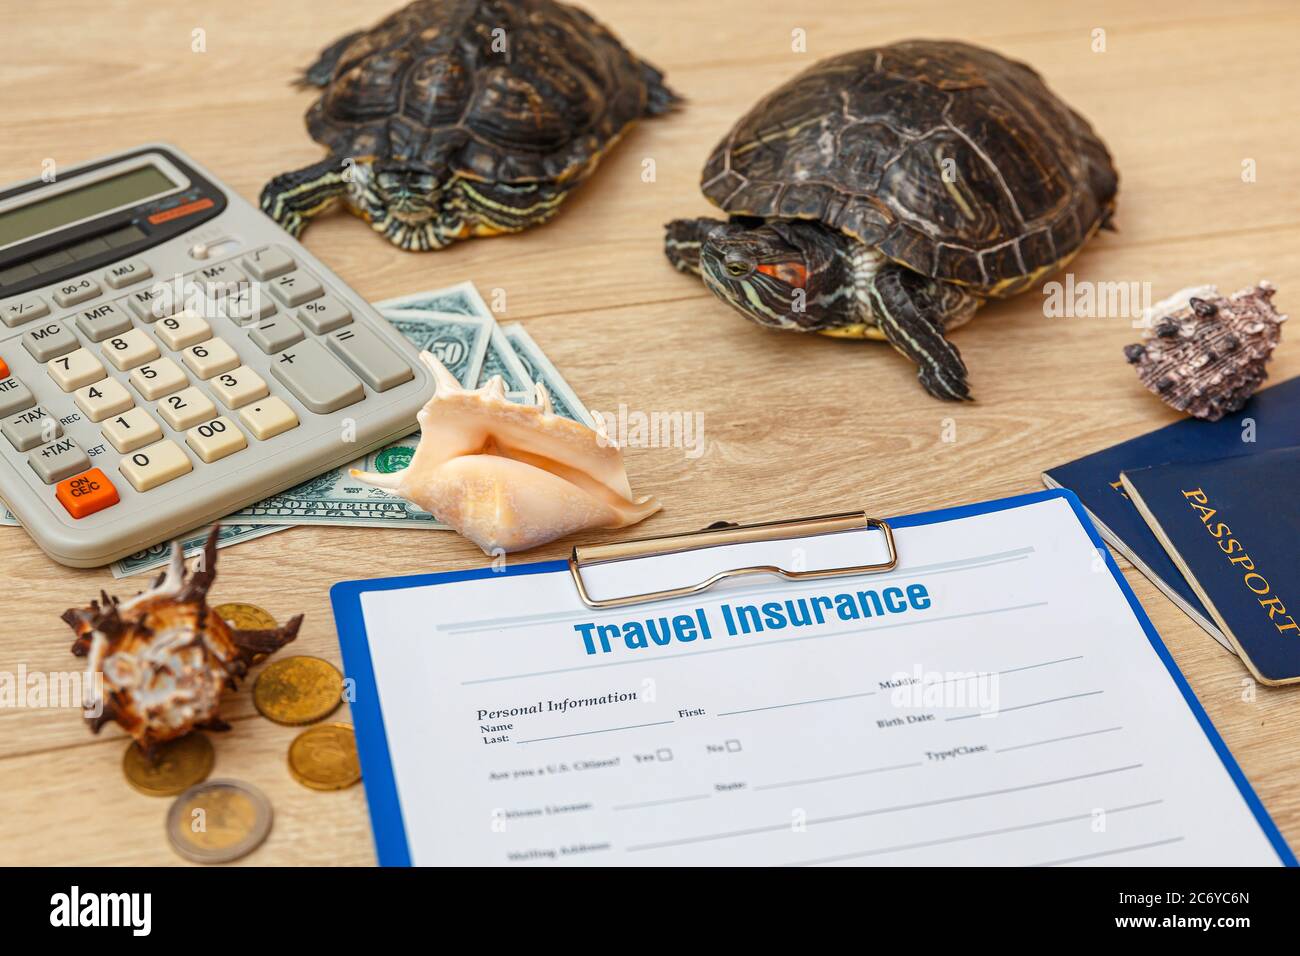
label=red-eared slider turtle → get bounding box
[665,40,1118,400]
[262,0,677,250]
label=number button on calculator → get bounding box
[102,407,162,453]
[119,440,192,492]
[185,416,246,463]
[101,328,160,371]
[210,366,268,409]
[156,310,212,350]
[130,358,188,400]
[74,378,134,422]
[48,349,105,391]
[181,337,239,379]
[158,386,216,430]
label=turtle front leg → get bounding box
[664,218,725,276]
[867,265,974,401]
[259,157,350,239]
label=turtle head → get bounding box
[698,220,850,332]
[371,161,443,224]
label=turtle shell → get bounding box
[306,0,658,185]
[701,41,1119,294]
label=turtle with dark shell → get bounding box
[261,0,677,250]
[665,40,1118,400]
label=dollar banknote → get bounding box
[0,503,17,527]
[111,523,288,579]
[377,280,494,318]
[502,323,596,427]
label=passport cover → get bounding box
[1043,376,1300,649]
[1122,447,1300,685]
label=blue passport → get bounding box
[1042,376,1300,651]
[1121,447,1300,684]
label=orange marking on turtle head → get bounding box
[757,262,808,287]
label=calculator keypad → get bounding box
[119,439,191,492]
[102,407,162,453]
[185,415,246,463]
[102,329,160,371]
[1,294,49,328]
[29,436,90,484]
[239,396,298,440]
[23,321,78,362]
[155,311,211,350]
[0,237,418,541]
[103,259,153,290]
[181,337,240,379]
[73,377,134,422]
[210,365,268,409]
[48,349,106,391]
[130,357,187,400]
[74,302,133,342]
[157,386,217,430]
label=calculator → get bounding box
[0,144,433,567]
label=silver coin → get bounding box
[166,779,273,864]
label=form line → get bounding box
[946,690,1104,722]
[787,800,1165,866]
[718,690,878,717]
[754,761,923,792]
[515,720,674,744]
[1031,837,1185,866]
[625,763,1144,852]
[613,794,711,811]
[997,726,1123,753]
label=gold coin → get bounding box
[167,779,273,864]
[213,602,278,631]
[122,733,214,797]
[288,722,361,791]
[254,655,344,726]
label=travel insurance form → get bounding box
[333,491,1292,866]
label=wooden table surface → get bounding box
[1,0,1297,865]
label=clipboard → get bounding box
[330,489,1296,867]
[569,511,897,609]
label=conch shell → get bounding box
[63,528,302,758]
[351,352,661,553]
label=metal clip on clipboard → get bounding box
[568,511,898,609]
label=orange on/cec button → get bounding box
[0,357,9,379]
[55,468,120,519]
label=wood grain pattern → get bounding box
[0,0,1296,865]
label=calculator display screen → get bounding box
[0,165,178,249]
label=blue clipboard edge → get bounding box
[328,487,1296,867]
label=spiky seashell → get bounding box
[1124,282,1287,421]
[351,352,661,553]
[63,528,301,758]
